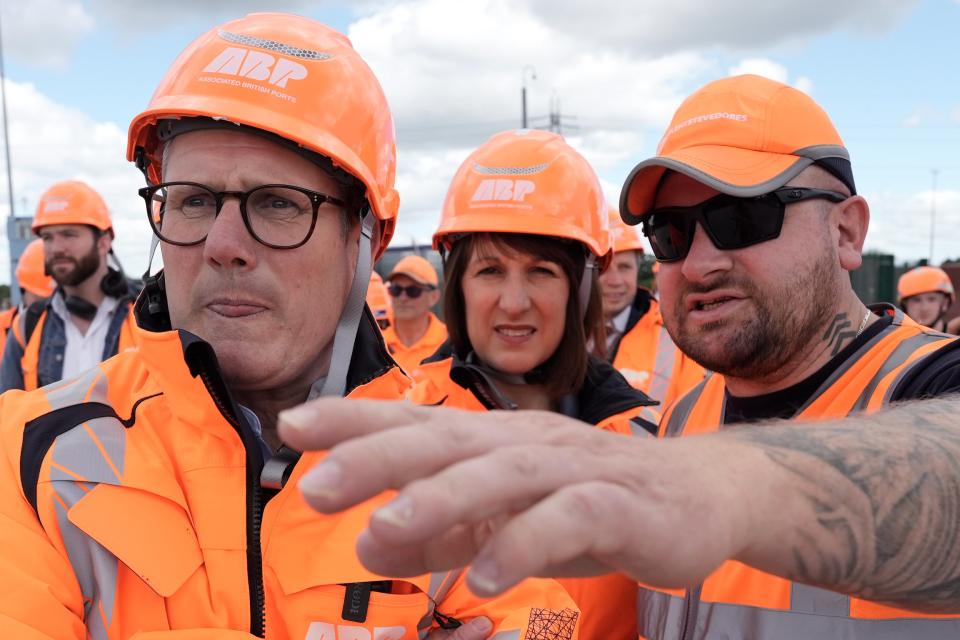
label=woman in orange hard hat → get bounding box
[410,129,659,639]
[897,266,955,332]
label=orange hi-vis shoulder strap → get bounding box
[20,310,48,392]
[643,309,960,639]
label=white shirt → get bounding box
[51,292,121,380]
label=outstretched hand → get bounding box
[279,399,758,596]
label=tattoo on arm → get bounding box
[823,313,857,357]
[734,396,960,612]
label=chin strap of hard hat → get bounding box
[579,254,597,320]
[318,208,375,399]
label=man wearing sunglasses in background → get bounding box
[382,255,447,380]
[280,74,960,639]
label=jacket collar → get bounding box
[131,279,401,428]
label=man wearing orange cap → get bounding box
[382,254,447,378]
[599,206,704,408]
[281,75,960,639]
[0,239,56,361]
[1,181,138,393]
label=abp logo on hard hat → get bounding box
[470,178,536,204]
[203,46,308,89]
[42,198,70,213]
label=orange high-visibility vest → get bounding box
[0,317,580,639]
[610,297,705,411]
[410,355,657,639]
[641,306,960,640]
[16,302,138,391]
[0,307,16,361]
[381,312,448,381]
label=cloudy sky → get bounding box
[0,0,957,281]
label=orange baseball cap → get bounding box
[388,255,439,287]
[607,205,645,254]
[620,74,856,224]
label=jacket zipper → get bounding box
[679,584,702,640]
[198,366,268,638]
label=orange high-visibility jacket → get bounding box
[0,301,580,639]
[0,306,16,361]
[608,290,705,410]
[409,352,658,639]
[640,306,960,640]
[381,312,448,382]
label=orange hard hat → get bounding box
[621,74,855,223]
[126,12,399,257]
[434,129,611,269]
[607,204,645,254]
[388,255,439,287]
[898,266,955,304]
[367,271,393,322]
[32,180,112,234]
[15,238,55,297]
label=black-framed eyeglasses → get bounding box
[387,283,434,299]
[138,181,349,249]
[641,187,849,262]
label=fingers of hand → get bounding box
[465,481,639,596]
[355,524,487,578]
[426,616,493,640]
[296,410,588,513]
[279,398,429,450]
[365,443,596,546]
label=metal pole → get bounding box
[521,86,527,129]
[930,168,938,265]
[0,5,14,222]
[521,66,536,129]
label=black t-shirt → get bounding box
[723,316,960,425]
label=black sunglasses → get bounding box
[641,187,849,262]
[388,283,434,299]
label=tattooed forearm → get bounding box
[732,395,960,612]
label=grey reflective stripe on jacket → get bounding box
[648,326,677,403]
[638,588,960,640]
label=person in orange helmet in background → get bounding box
[381,254,446,379]
[409,129,658,639]
[599,205,704,408]
[0,239,56,360]
[0,13,575,640]
[897,266,955,333]
[1,180,138,392]
[367,270,394,329]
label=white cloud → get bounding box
[522,0,917,54]
[89,0,329,28]
[863,188,960,264]
[0,79,150,282]
[727,58,814,94]
[2,0,94,69]
[349,0,714,243]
